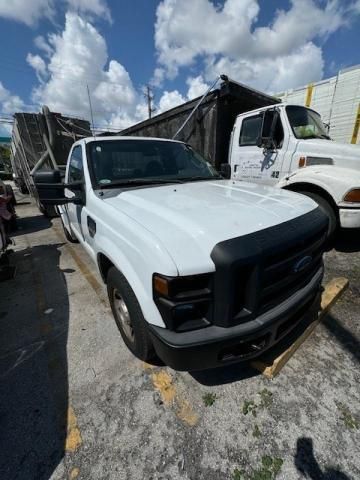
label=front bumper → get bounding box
[339,207,360,229]
[148,268,323,371]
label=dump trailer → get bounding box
[10,106,91,215]
[118,77,279,169]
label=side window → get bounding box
[68,146,84,182]
[239,115,263,146]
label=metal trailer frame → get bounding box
[10,106,91,212]
[117,77,280,169]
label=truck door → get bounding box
[231,110,286,186]
[65,145,85,240]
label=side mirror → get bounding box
[257,109,279,151]
[33,170,83,206]
[220,163,231,179]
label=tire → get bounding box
[300,191,338,238]
[107,267,155,362]
[61,217,79,243]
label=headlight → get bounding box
[343,189,360,203]
[153,273,213,331]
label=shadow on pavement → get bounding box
[11,214,52,237]
[322,314,360,364]
[0,241,69,480]
[295,437,350,479]
[190,362,258,386]
[334,228,360,253]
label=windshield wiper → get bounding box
[99,178,184,189]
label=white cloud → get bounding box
[151,67,166,87]
[154,0,356,92]
[0,0,55,26]
[0,81,25,114]
[27,12,146,131]
[65,0,111,22]
[205,42,325,93]
[158,90,186,113]
[0,0,111,26]
[351,0,360,13]
[34,35,54,57]
[186,76,209,100]
[156,75,209,114]
[26,53,47,82]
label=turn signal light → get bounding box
[153,275,169,296]
[343,189,360,203]
[298,157,306,168]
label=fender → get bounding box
[277,165,360,205]
[94,227,178,329]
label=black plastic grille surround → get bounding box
[210,207,328,327]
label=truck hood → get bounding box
[295,139,360,170]
[103,180,317,275]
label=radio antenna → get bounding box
[87,84,96,137]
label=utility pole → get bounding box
[144,85,156,119]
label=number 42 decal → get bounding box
[271,171,280,178]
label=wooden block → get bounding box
[251,277,349,379]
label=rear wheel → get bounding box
[300,191,338,239]
[107,267,155,362]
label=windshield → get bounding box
[286,105,331,140]
[88,139,221,187]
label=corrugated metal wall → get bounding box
[277,65,360,145]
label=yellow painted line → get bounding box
[176,399,199,426]
[305,83,314,107]
[151,371,176,405]
[142,361,156,371]
[69,467,80,479]
[351,103,360,144]
[24,229,83,454]
[150,370,199,426]
[65,406,82,452]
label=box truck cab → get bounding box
[229,104,360,235]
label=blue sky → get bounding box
[0,0,359,134]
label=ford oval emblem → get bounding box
[293,255,312,273]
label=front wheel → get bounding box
[107,267,155,362]
[299,191,338,239]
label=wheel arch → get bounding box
[97,252,115,283]
[283,182,339,220]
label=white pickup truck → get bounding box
[34,137,328,370]
[226,104,360,235]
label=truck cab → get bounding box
[229,104,360,234]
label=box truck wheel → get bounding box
[107,267,155,362]
[300,191,337,238]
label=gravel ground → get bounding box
[0,194,359,480]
